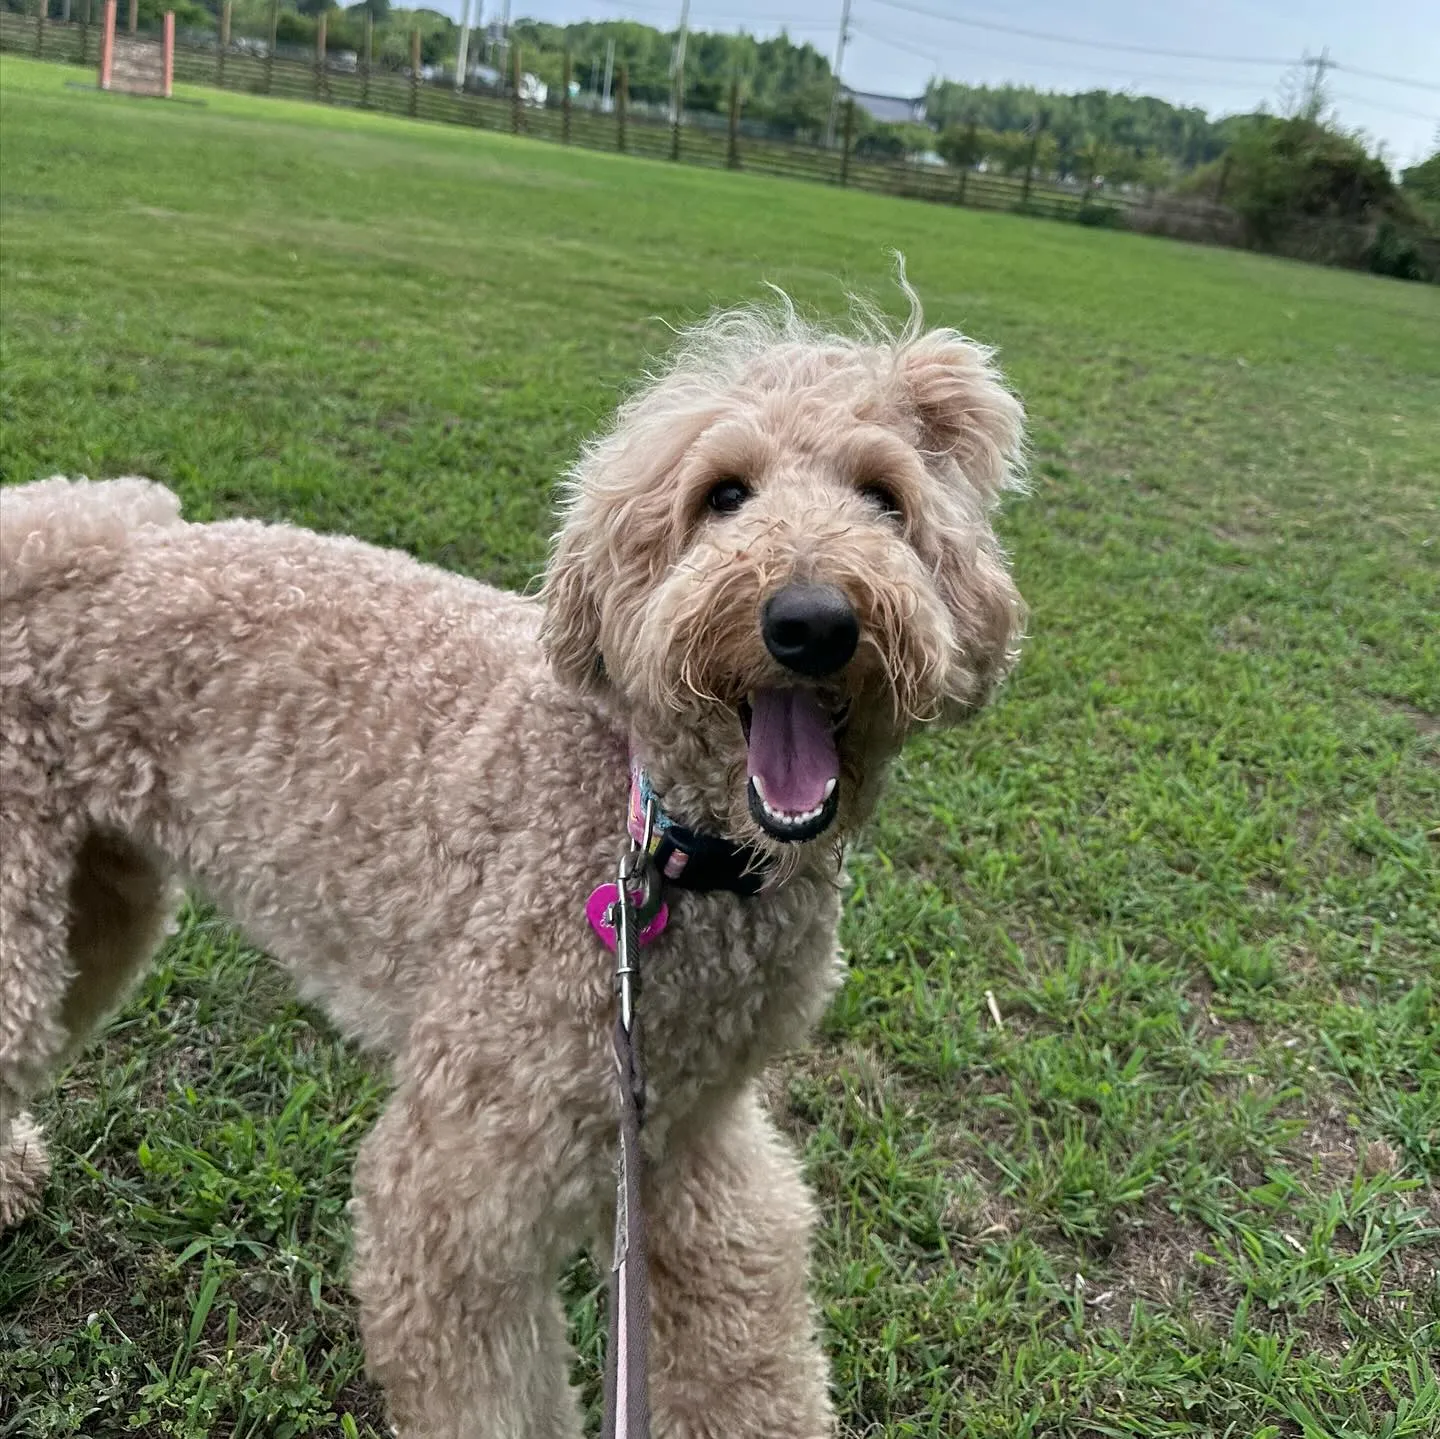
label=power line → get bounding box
[1332,91,1440,123]
[851,25,1283,93]
[1333,63,1440,95]
[514,0,821,23]
[864,0,1300,67]
[851,22,1437,139]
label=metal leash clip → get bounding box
[612,798,662,1032]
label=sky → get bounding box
[441,0,1440,166]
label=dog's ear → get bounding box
[897,332,1025,502]
[539,511,606,692]
[932,535,1026,720]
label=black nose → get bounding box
[761,584,860,678]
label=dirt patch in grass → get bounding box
[1381,699,1440,740]
[1100,1206,1233,1328]
[1290,1106,1362,1190]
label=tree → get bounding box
[925,78,1223,173]
[854,120,934,162]
[1401,149,1440,207]
[1222,114,1396,239]
[986,128,1032,177]
[755,77,833,139]
[937,120,984,170]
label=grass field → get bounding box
[2,53,1438,1439]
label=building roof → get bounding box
[843,89,928,126]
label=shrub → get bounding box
[1074,199,1122,227]
[1366,218,1435,282]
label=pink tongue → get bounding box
[746,688,839,814]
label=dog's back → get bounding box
[0,476,183,607]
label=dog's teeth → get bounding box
[823,778,837,799]
[755,782,838,832]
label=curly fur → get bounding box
[0,286,1024,1437]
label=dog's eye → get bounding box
[706,478,751,515]
[860,483,903,520]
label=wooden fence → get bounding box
[0,9,1109,225]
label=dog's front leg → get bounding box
[350,1042,600,1439]
[647,1083,835,1439]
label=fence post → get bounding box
[216,0,229,85]
[956,120,975,205]
[264,0,277,94]
[97,0,114,86]
[315,10,327,99]
[511,44,524,133]
[839,98,854,186]
[1021,113,1045,208]
[35,0,44,61]
[408,27,420,116]
[616,63,627,153]
[726,76,740,170]
[561,51,572,143]
[360,11,372,106]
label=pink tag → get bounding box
[586,883,669,952]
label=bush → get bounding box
[1223,115,1396,241]
[1074,199,1122,227]
[1366,219,1435,282]
[1163,116,1439,282]
[1400,149,1440,205]
[275,9,315,45]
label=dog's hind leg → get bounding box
[646,1084,835,1439]
[349,1050,593,1439]
[1,819,176,1229]
[0,805,82,1230]
[59,831,178,1057]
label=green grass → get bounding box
[2,53,1437,1439]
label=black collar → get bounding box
[629,765,772,898]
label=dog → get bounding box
[0,285,1025,1437]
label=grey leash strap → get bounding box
[602,846,655,1439]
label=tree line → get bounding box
[47,0,1436,278]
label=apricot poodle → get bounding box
[0,285,1025,1437]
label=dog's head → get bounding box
[541,280,1026,862]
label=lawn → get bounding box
[1,52,1437,1439]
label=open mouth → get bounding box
[738,690,850,842]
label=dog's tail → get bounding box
[0,476,183,607]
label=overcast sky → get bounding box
[446,0,1439,166]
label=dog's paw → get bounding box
[0,1112,51,1229]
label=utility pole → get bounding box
[824,0,852,149]
[454,0,478,92]
[498,0,511,79]
[601,36,614,112]
[670,0,690,124]
[1299,46,1334,120]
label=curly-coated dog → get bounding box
[0,287,1025,1437]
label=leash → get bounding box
[600,806,662,1439]
[587,766,771,1437]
